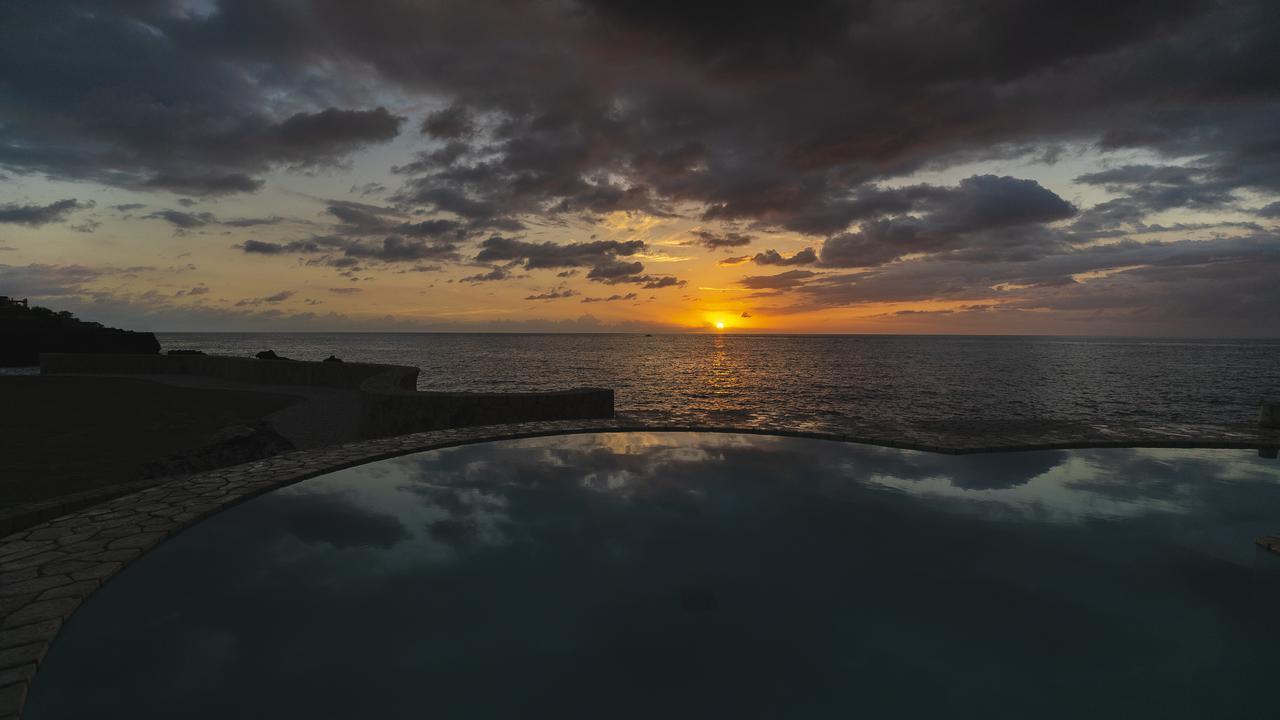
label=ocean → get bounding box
[157,333,1280,437]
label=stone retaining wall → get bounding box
[39,352,412,390]
[38,353,616,437]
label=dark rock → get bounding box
[1257,535,1280,556]
[1261,401,1280,429]
[0,298,159,367]
[166,349,206,356]
[322,355,344,363]
[141,422,295,478]
[254,350,293,361]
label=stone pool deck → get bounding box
[2,418,1279,718]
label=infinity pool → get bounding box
[25,433,1280,719]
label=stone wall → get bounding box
[39,352,412,390]
[38,353,615,436]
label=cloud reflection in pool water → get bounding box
[26,433,1280,720]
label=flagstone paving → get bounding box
[2,418,1278,718]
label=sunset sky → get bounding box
[2,0,1278,335]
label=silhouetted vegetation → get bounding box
[0,297,160,366]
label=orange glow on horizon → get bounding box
[698,309,747,331]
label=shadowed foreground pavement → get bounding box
[0,377,306,534]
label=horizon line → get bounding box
[150,330,1280,340]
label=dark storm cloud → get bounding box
[401,219,464,238]
[1258,202,1280,218]
[525,289,579,301]
[581,0,869,73]
[0,199,90,226]
[222,216,284,227]
[460,266,514,283]
[817,176,1075,268]
[549,184,660,215]
[236,201,461,267]
[321,200,468,242]
[820,221,932,268]
[0,3,403,195]
[147,208,285,231]
[762,233,1280,333]
[350,182,388,197]
[238,235,350,260]
[341,236,460,263]
[752,248,818,266]
[472,236,667,285]
[271,107,402,154]
[688,230,754,250]
[585,260,644,281]
[581,292,638,303]
[636,275,684,289]
[1071,164,1243,234]
[146,210,218,229]
[141,173,263,196]
[235,290,295,306]
[420,106,474,139]
[398,187,502,222]
[588,270,685,289]
[326,200,393,230]
[7,2,1275,222]
[921,176,1076,235]
[240,240,291,255]
[738,270,818,290]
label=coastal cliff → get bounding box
[0,297,160,366]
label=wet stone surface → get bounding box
[1,417,1279,718]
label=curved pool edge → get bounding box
[2,418,1279,718]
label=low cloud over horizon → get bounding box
[2,0,1278,335]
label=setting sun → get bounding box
[715,321,725,330]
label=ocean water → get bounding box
[157,333,1280,436]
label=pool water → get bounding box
[25,433,1280,719]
